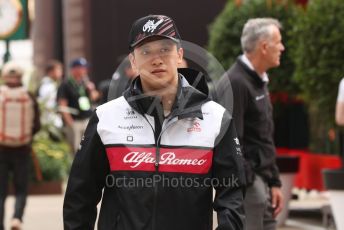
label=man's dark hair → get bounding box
[45,60,62,74]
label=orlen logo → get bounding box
[187,122,201,133]
[124,109,137,120]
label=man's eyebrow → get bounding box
[137,40,174,50]
[138,44,151,50]
[160,40,174,46]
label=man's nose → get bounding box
[151,53,163,65]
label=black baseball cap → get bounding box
[128,15,181,51]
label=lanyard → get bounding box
[68,77,86,97]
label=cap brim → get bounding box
[130,35,180,50]
[71,64,88,68]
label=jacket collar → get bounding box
[237,57,266,88]
[123,71,210,120]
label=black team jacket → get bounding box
[63,72,246,230]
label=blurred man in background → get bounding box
[38,60,63,129]
[216,18,284,230]
[0,62,40,230]
[57,58,99,152]
[98,56,137,104]
[335,77,344,166]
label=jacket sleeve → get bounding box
[216,74,255,187]
[267,104,282,187]
[268,159,282,187]
[213,110,246,230]
[63,112,110,230]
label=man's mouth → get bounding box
[151,69,166,74]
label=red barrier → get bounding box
[277,148,342,190]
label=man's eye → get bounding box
[161,48,170,53]
[141,50,147,55]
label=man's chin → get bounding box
[150,80,177,91]
[273,61,281,67]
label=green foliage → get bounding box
[208,0,344,153]
[32,131,72,181]
[208,0,299,94]
[30,85,72,181]
[291,0,344,120]
[290,0,344,152]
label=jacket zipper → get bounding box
[152,142,159,230]
[141,114,160,230]
[149,116,176,230]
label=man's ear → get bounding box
[129,53,136,70]
[260,40,269,55]
[177,48,184,65]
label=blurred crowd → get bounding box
[1,56,138,152]
[0,56,136,230]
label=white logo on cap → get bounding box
[143,19,164,33]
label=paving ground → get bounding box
[3,193,333,230]
[4,195,64,230]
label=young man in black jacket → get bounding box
[63,15,246,230]
[216,18,284,230]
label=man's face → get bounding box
[4,75,21,87]
[129,38,183,92]
[264,25,285,68]
[71,66,87,81]
[51,66,63,81]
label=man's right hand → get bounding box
[271,186,283,218]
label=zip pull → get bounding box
[155,147,160,169]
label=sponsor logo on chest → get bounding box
[187,122,202,133]
[124,151,207,168]
[255,94,265,101]
[118,124,144,131]
[106,147,213,174]
[124,109,138,120]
